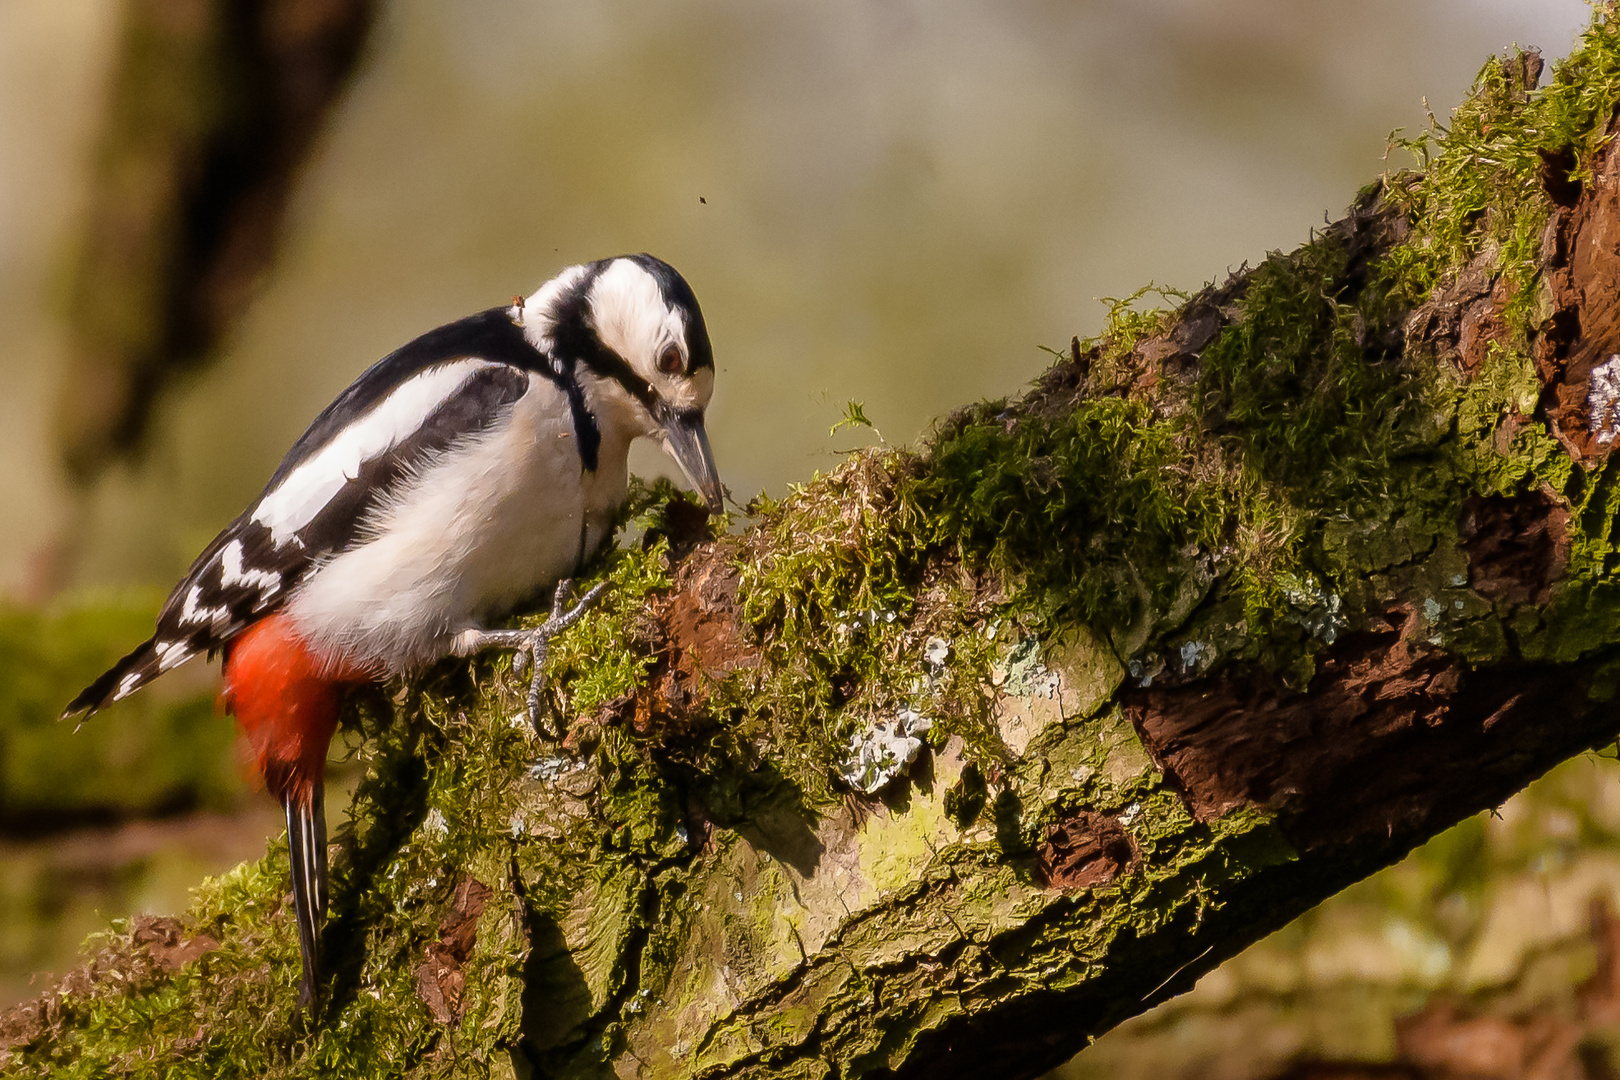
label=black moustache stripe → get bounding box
[582,344,661,417]
[546,267,667,422]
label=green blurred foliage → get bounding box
[0,594,264,1007]
[0,594,243,821]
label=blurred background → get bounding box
[0,0,1607,1075]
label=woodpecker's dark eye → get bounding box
[657,346,684,375]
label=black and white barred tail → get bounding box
[287,782,328,1011]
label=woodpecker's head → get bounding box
[518,254,723,513]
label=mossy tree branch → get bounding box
[11,14,1620,1080]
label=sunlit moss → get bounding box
[909,397,1221,628]
[1197,234,1407,499]
[1382,18,1620,322]
[1087,283,1193,381]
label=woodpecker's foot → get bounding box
[453,579,610,733]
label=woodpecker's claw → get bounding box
[521,579,609,729]
[454,579,610,734]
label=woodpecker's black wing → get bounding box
[64,309,555,717]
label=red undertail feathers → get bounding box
[223,613,370,1010]
[222,613,370,805]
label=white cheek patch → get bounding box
[586,259,688,380]
[251,359,492,544]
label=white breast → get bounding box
[284,373,631,673]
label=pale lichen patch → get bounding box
[1588,354,1620,445]
[702,840,812,993]
[1097,709,1156,791]
[838,708,933,794]
[941,867,1053,940]
[995,692,1061,758]
[995,635,1103,756]
[1048,626,1126,719]
[557,864,644,1014]
[509,758,599,839]
[1279,572,1349,644]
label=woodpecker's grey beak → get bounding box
[661,409,724,514]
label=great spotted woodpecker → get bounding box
[63,254,723,1009]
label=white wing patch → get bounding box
[114,671,142,702]
[155,639,193,672]
[221,538,283,610]
[179,584,232,631]
[252,359,494,544]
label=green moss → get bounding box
[686,24,1620,951]
[908,397,1224,629]
[1088,284,1192,381]
[1383,23,1620,323]
[1,645,548,1076]
[544,535,674,722]
[1197,234,1408,501]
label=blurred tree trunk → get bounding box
[55,0,377,486]
[8,28,1620,1080]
